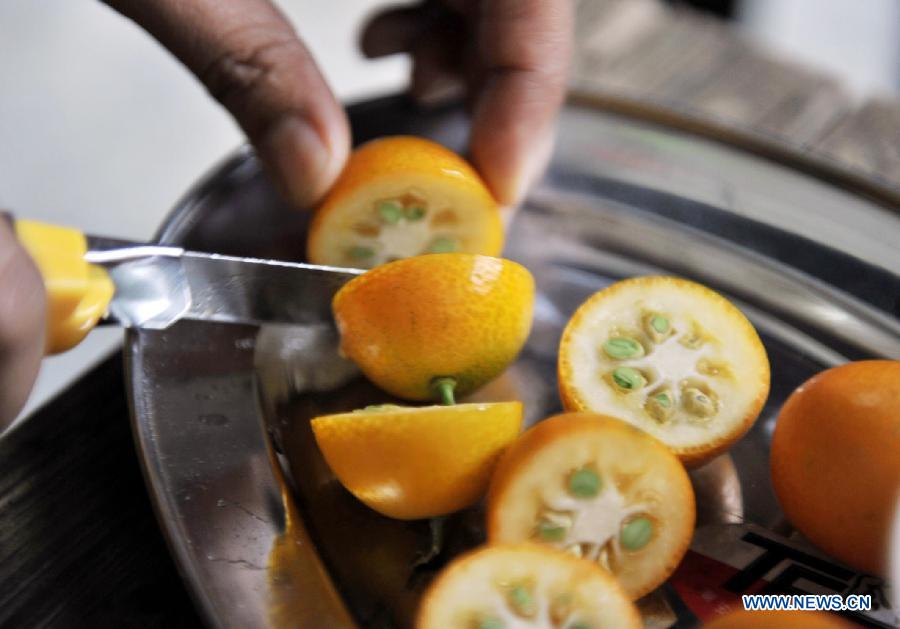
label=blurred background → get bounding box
[1,0,898,423]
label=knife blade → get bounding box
[84,239,363,330]
[7,215,365,354]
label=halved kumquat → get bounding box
[558,276,769,467]
[308,136,503,268]
[416,544,641,629]
[332,253,534,402]
[311,402,523,520]
[487,413,696,600]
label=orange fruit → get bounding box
[771,360,900,576]
[307,136,503,268]
[558,276,769,467]
[332,253,534,401]
[310,402,523,520]
[486,413,695,599]
[416,544,641,628]
[704,609,853,628]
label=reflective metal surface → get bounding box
[127,96,899,628]
[86,242,360,329]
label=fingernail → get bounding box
[512,124,557,205]
[259,116,338,209]
[412,74,465,108]
[483,122,558,207]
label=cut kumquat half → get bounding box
[310,402,523,520]
[308,136,503,268]
[416,544,641,629]
[332,253,534,402]
[486,414,695,600]
[558,276,770,467]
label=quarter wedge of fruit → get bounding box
[311,402,523,520]
[771,360,900,576]
[486,413,695,600]
[558,276,769,467]
[416,544,641,629]
[333,253,534,402]
[308,136,503,268]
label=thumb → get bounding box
[0,222,46,430]
[106,0,350,208]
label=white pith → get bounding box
[562,282,767,450]
[348,204,466,266]
[540,482,650,568]
[372,215,446,261]
[313,180,495,268]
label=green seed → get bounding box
[620,516,654,551]
[428,236,458,253]
[377,201,403,224]
[568,623,592,629]
[536,512,572,541]
[602,337,644,360]
[683,387,716,418]
[568,467,601,498]
[349,246,374,260]
[611,367,646,391]
[645,391,674,423]
[404,206,426,221]
[651,315,669,333]
[507,585,536,617]
[537,521,568,542]
[478,617,504,629]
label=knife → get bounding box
[8,216,363,354]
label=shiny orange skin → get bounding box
[307,135,503,266]
[332,253,535,401]
[704,609,853,628]
[311,402,523,520]
[771,360,900,576]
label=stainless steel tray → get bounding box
[126,96,900,628]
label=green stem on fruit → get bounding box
[411,515,448,569]
[433,377,457,406]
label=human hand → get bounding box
[362,0,573,205]
[107,0,571,210]
[0,221,46,429]
[105,0,352,209]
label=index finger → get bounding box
[469,0,573,206]
[106,0,350,208]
